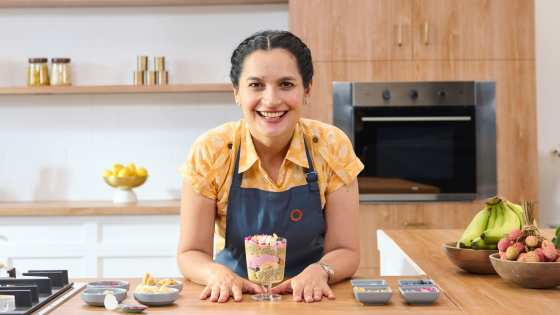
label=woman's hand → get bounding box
[271,263,335,303]
[200,264,263,303]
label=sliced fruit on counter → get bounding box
[457,196,525,249]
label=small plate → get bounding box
[350,279,387,287]
[353,285,392,305]
[399,285,440,304]
[134,288,179,306]
[398,279,435,287]
[81,288,127,307]
[87,280,130,292]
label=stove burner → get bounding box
[0,269,74,315]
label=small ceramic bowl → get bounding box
[81,288,127,307]
[350,279,387,287]
[134,288,179,306]
[353,285,392,305]
[398,279,435,287]
[399,285,440,304]
[86,280,130,292]
[167,281,183,293]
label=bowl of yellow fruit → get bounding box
[103,163,148,204]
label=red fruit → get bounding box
[498,238,512,252]
[517,253,527,262]
[508,229,522,241]
[513,242,525,253]
[541,239,553,249]
[524,251,540,263]
[525,235,539,248]
[543,246,558,261]
[534,248,545,262]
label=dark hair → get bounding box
[229,30,313,89]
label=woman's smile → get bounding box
[256,110,289,122]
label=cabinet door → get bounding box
[413,60,538,204]
[412,0,535,60]
[290,0,413,61]
[305,61,415,123]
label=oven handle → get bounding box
[361,116,472,122]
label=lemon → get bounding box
[112,163,124,174]
[117,168,131,178]
[137,167,148,177]
[127,163,137,176]
[102,169,113,177]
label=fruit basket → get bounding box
[489,253,560,289]
[443,242,497,274]
[102,163,148,204]
[445,196,524,274]
[490,201,560,288]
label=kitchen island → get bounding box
[49,230,559,314]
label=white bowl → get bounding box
[134,287,179,306]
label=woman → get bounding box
[177,30,363,303]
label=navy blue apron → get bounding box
[215,137,325,279]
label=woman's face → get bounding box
[234,48,310,142]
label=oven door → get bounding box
[354,105,476,201]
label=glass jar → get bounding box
[50,58,72,86]
[27,58,49,86]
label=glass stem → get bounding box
[266,283,272,297]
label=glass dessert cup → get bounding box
[245,236,287,301]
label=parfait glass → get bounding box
[245,235,287,301]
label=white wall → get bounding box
[536,0,560,227]
[0,5,288,201]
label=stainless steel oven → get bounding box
[333,81,496,202]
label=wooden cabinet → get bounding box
[290,0,534,62]
[412,0,535,60]
[290,0,413,61]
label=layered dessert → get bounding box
[245,234,287,284]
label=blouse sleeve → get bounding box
[320,127,364,195]
[180,135,219,200]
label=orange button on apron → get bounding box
[290,209,303,222]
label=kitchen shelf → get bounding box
[0,83,233,95]
[0,0,287,8]
[0,200,180,216]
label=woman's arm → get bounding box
[177,177,261,302]
[319,177,361,282]
[272,179,360,302]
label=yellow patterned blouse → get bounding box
[181,118,364,253]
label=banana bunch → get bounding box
[457,196,525,249]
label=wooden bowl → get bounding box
[489,253,560,289]
[442,242,497,274]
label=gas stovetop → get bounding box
[0,269,81,315]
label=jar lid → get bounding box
[28,58,48,63]
[51,58,71,63]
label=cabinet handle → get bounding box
[423,22,430,46]
[403,222,427,228]
[397,23,403,47]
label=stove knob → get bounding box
[437,90,447,97]
[382,89,391,101]
[410,89,419,100]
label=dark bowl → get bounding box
[489,253,560,289]
[443,242,497,274]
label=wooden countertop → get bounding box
[383,229,559,315]
[48,229,560,314]
[52,274,460,314]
